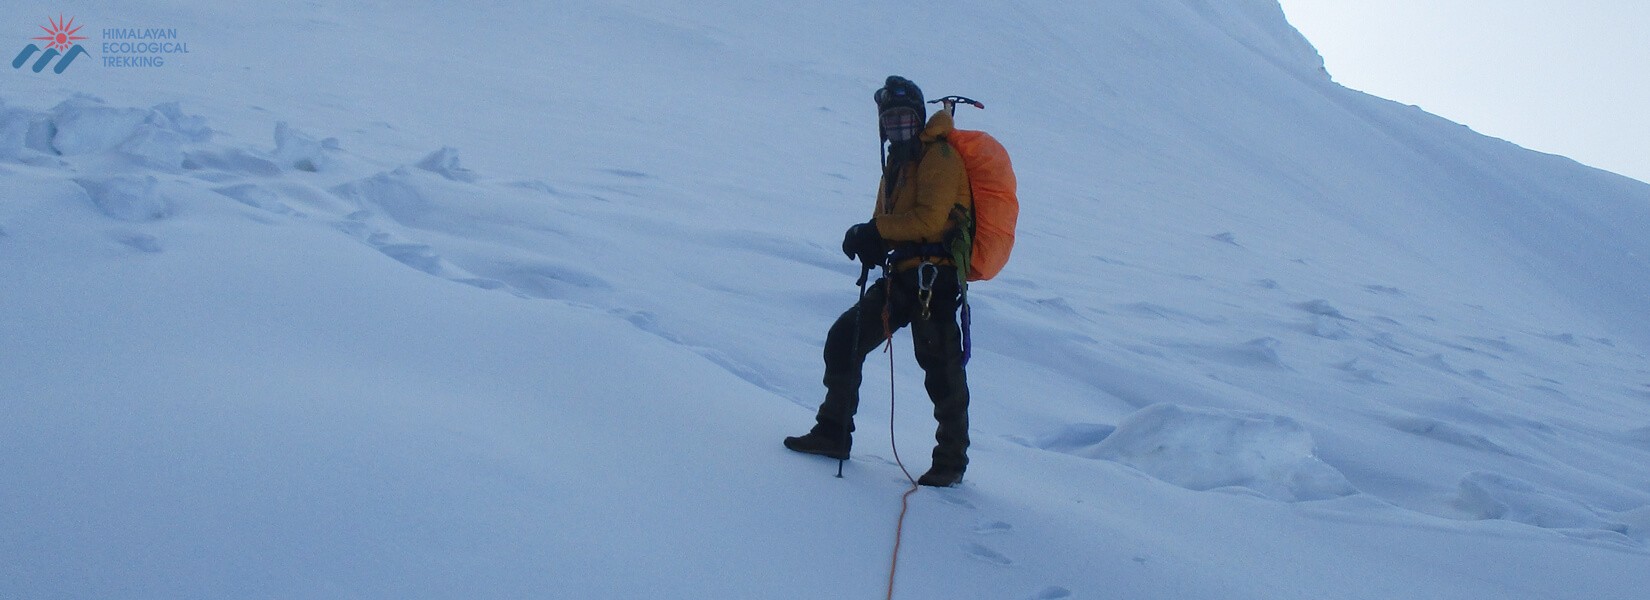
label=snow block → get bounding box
[25,97,212,167]
[1083,403,1357,502]
[149,102,212,143]
[49,96,152,156]
[0,109,31,160]
[272,122,339,172]
[23,112,59,155]
[1454,471,1628,533]
[331,168,429,225]
[117,124,188,170]
[76,176,171,222]
[415,147,477,182]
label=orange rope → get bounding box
[886,484,919,599]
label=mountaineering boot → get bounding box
[783,430,850,460]
[917,464,964,487]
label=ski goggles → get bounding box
[880,107,921,142]
[875,84,917,107]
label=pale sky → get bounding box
[1276,1,1650,184]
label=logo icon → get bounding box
[13,14,87,74]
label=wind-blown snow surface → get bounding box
[5,1,1650,598]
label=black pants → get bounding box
[813,266,971,471]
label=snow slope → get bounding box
[4,1,1650,598]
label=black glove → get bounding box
[841,220,883,263]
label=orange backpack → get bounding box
[946,129,1018,282]
[931,96,1016,365]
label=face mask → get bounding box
[880,107,920,143]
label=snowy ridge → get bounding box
[4,1,1650,598]
[1179,0,1328,79]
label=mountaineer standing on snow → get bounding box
[784,76,973,487]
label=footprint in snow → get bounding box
[933,489,976,509]
[454,277,508,291]
[1463,336,1519,353]
[854,454,896,468]
[710,230,839,272]
[1538,332,1580,346]
[1335,359,1386,385]
[600,168,650,179]
[974,520,1013,535]
[117,233,162,253]
[508,179,564,196]
[1025,296,1083,319]
[966,542,1012,566]
[1297,299,1348,319]
[1028,587,1073,600]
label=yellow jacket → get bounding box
[872,110,972,272]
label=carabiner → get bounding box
[917,262,939,320]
